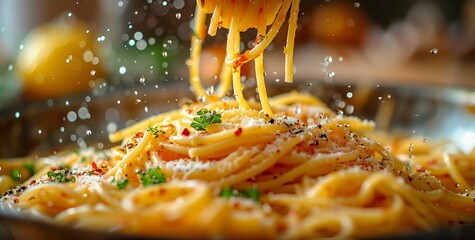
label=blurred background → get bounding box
[0,0,474,108]
[0,0,474,157]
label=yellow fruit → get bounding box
[16,20,102,99]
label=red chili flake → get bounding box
[13,198,19,203]
[136,132,144,138]
[233,201,240,209]
[29,180,36,185]
[91,162,98,170]
[181,128,190,136]
[234,127,243,136]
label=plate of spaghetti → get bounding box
[1,0,475,239]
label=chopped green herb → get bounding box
[80,156,87,163]
[72,149,80,154]
[147,126,166,138]
[219,187,260,202]
[191,109,222,131]
[140,167,166,187]
[47,170,75,183]
[241,188,261,202]
[10,168,22,182]
[117,178,129,190]
[23,163,35,177]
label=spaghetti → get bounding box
[1,1,475,239]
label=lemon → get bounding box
[16,20,102,99]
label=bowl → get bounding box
[0,81,474,239]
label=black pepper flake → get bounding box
[408,177,413,182]
[317,124,322,129]
[269,119,275,124]
[314,140,319,146]
[319,134,328,140]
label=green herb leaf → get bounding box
[117,178,129,190]
[47,170,76,183]
[241,187,261,202]
[10,168,22,182]
[140,167,166,187]
[147,126,166,138]
[23,163,35,176]
[190,109,222,131]
[219,187,260,202]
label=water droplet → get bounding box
[19,44,24,50]
[83,50,94,62]
[97,36,106,42]
[275,79,280,83]
[136,39,147,50]
[430,48,438,55]
[162,51,168,58]
[354,2,360,8]
[90,70,96,76]
[144,106,149,112]
[387,94,392,99]
[65,100,70,106]
[86,130,92,135]
[176,13,181,19]
[306,82,312,87]
[139,76,145,84]
[118,1,124,7]
[38,129,42,135]
[338,56,344,62]
[206,85,215,95]
[7,64,13,71]
[423,138,428,143]
[346,92,353,98]
[327,72,335,78]
[198,95,206,102]
[134,31,143,40]
[377,96,383,100]
[14,112,20,118]
[117,100,121,104]
[119,66,127,75]
[60,127,65,132]
[67,111,77,122]
[67,12,73,17]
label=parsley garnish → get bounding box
[191,109,222,131]
[140,167,166,187]
[147,126,166,138]
[10,168,22,182]
[23,163,35,176]
[47,170,75,183]
[219,187,260,202]
[117,178,129,190]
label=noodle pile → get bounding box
[1,0,475,239]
